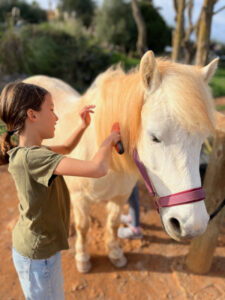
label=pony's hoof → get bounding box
[109,255,127,268]
[76,260,92,273]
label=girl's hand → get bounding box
[80,105,96,128]
[101,132,121,148]
[110,131,121,146]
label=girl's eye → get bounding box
[152,135,161,143]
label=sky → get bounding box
[26,0,225,44]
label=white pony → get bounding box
[24,51,218,273]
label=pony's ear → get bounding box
[140,51,161,91]
[201,58,219,83]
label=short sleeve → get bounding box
[25,147,64,187]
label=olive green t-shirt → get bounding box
[7,146,70,259]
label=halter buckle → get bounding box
[152,195,160,212]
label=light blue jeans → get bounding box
[128,184,140,227]
[12,247,65,300]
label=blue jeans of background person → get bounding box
[128,184,140,227]
[12,247,64,300]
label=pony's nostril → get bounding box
[169,218,181,236]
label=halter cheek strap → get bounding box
[133,149,156,197]
[133,149,206,212]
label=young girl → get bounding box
[0,81,120,300]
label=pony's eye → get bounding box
[152,135,161,143]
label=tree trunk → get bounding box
[195,0,217,65]
[183,0,196,64]
[184,42,196,64]
[131,0,147,57]
[171,0,185,62]
[186,115,225,274]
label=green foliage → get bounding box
[216,104,225,111]
[51,19,87,39]
[0,121,6,136]
[210,68,225,97]
[110,52,139,69]
[95,0,136,52]
[58,0,96,27]
[0,28,25,74]
[94,0,172,54]
[140,2,172,53]
[0,23,112,92]
[0,0,47,24]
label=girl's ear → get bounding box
[27,109,37,122]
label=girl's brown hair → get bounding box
[0,81,49,164]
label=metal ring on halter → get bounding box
[152,195,160,212]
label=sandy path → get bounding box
[0,165,224,300]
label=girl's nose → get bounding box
[55,113,59,121]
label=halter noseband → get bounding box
[133,149,206,212]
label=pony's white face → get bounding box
[137,51,218,241]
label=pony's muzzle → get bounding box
[168,217,182,236]
[162,200,210,241]
[168,216,207,240]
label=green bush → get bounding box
[210,68,225,98]
[0,29,24,74]
[0,121,6,136]
[110,52,139,69]
[0,23,112,92]
[95,0,136,53]
[0,0,47,24]
[94,0,172,54]
[140,2,172,54]
[49,19,87,39]
[58,0,96,28]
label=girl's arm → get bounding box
[50,105,95,155]
[53,131,120,178]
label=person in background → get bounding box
[118,184,143,239]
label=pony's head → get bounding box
[94,51,218,241]
[137,51,217,240]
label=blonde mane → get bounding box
[81,59,215,173]
[157,59,215,135]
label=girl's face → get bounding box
[36,93,58,139]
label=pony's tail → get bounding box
[0,132,15,165]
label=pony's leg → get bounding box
[106,197,128,268]
[71,194,91,273]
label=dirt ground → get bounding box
[0,98,225,300]
[0,169,225,300]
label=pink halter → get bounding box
[133,149,206,212]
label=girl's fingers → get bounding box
[85,107,95,111]
[80,105,95,125]
[83,105,96,110]
[112,132,120,143]
[81,111,94,118]
[81,108,95,115]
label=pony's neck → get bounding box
[90,70,144,175]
